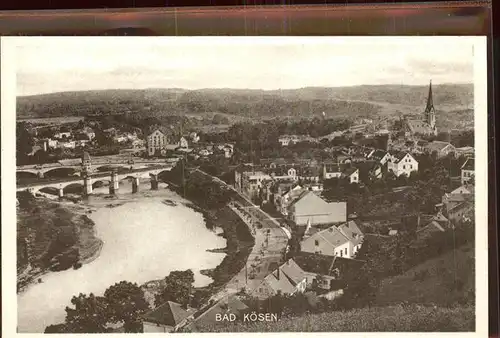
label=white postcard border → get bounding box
[1,36,489,338]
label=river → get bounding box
[17,181,227,333]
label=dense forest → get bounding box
[17,84,473,122]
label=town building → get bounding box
[278,135,300,146]
[251,259,307,300]
[415,213,450,241]
[425,141,456,158]
[222,144,234,158]
[387,152,419,177]
[455,146,474,158]
[367,149,391,165]
[61,141,76,149]
[42,138,59,151]
[82,127,95,140]
[185,295,248,332]
[234,169,272,201]
[293,253,340,291]
[300,221,363,258]
[293,253,364,292]
[114,135,128,143]
[322,163,360,184]
[142,301,196,333]
[348,124,369,134]
[461,158,474,185]
[189,132,200,144]
[147,128,170,157]
[178,136,189,149]
[442,184,474,208]
[199,149,212,157]
[288,191,347,226]
[404,80,438,136]
[273,183,305,216]
[54,131,72,139]
[442,199,474,225]
[438,184,474,225]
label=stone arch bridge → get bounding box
[16,160,172,178]
[16,165,173,197]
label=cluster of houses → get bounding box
[233,148,420,204]
[146,127,234,159]
[278,134,318,146]
[140,171,476,333]
[37,127,96,151]
[32,124,144,154]
[138,81,478,333]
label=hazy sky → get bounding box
[13,37,475,96]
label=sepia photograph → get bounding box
[1,36,488,336]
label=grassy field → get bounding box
[376,243,475,307]
[202,304,475,332]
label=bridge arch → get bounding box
[92,179,110,188]
[95,165,129,173]
[38,187,60,196]
[62,182,84,194]
[44,167,79,178]
[17,171,39,179]
[155,169,172,177]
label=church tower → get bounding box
[82,151,92,176]
[424,80,436,130]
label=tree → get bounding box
[94,129,114,147]
[103,281,150,333]
[155,270,195,307]
[339,238,387,309]
[16,122,35,165]
[44,324,68,333]
[63,293,109,333]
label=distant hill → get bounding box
[16,84,473,124]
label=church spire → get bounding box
[425,80,434,111]
[424,80,436,131]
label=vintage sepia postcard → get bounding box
[1,36,489,337]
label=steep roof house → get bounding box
[300,221,363,259]
[425,141,456,158]
[368,149,391,165]
[387,152,419,177]
[441,184,475,209]
[142,301,196,333]
[461,158,474,185]
[455,146,474,157]
[251,259,308,300]
[185,295,249,332]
